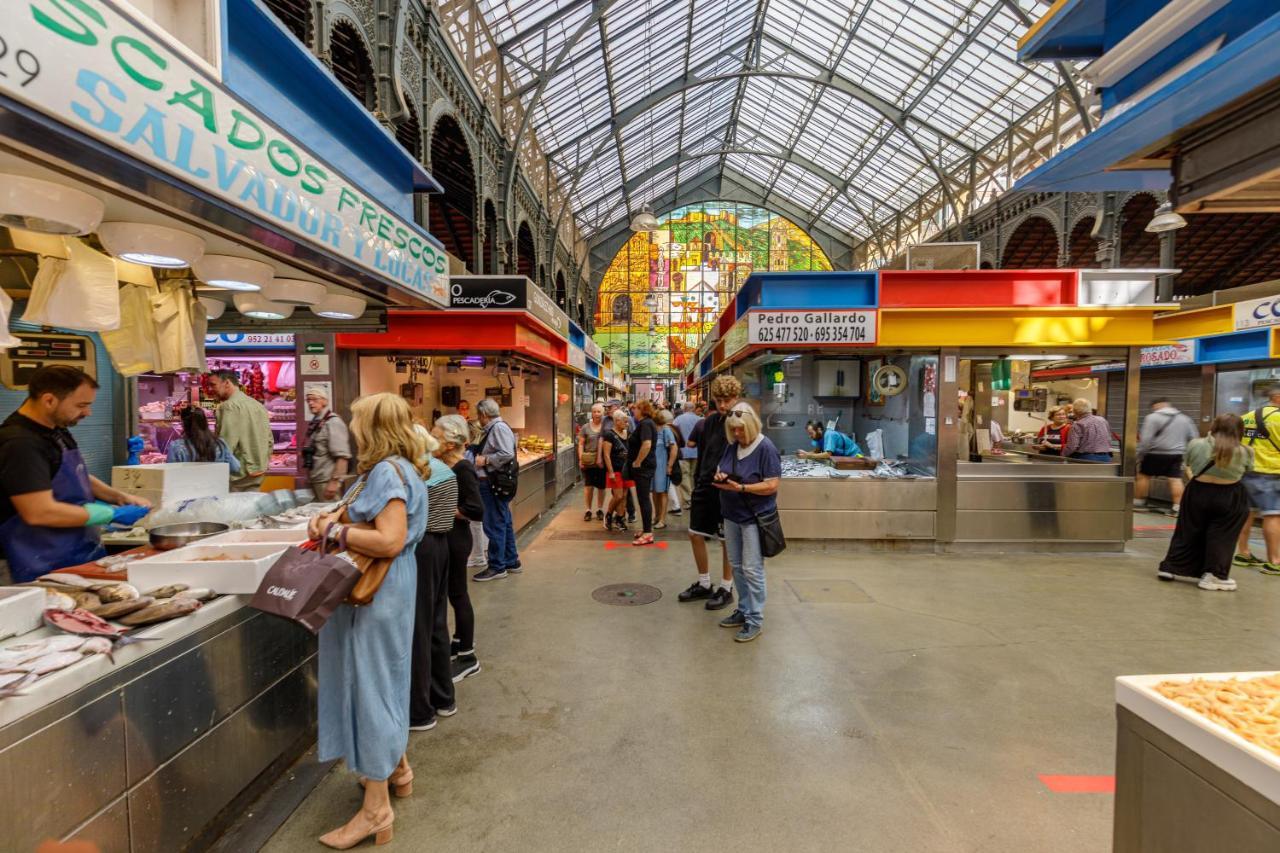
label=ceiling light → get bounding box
[629,205,659,232]
[311,293,366,320]
[0,174,105,235]
[199,296,226,320]
[233,292,293,320]
[262,277,326,305]
[1145,202,1187,233]
[98,222,205,268]
[192,254,272,292]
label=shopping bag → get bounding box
[249,543,360,634]
[22,237,120,331]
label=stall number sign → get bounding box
[747,310,877,345]
[1236,297,1280,330]
[5,1,449,307]
[1140,341,1194,367]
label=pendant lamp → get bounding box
[233,292,294,320]
[311,293,367,320]
[199,296,227,320]
[98,222,205,268]
[261,278,327,305]
[192,255,272,292]
[0,174,105,235]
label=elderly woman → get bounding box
[307,393,428,848]
[1036,407,1071,456]
[602,408,632,532]
[433,415,484,682]
[712,403,781,643]
[579,402,607,521]
[652,409,679,529]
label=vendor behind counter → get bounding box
[0,366,151,583]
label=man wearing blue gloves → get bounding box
[0,366,150,583]
[798,421,862,460]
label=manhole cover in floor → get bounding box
[592,583,663,606]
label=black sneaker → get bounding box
[669,508,683,516]
[596,510,604,521]
[473,567,508,582]
[450,639,475,660]
[627,515,636,524]
[584,511,593,521]
[507,561,523,574]
[677,581,713,602]
[705,587,734,611]
[452,655,481,683]
[718,609,746,628]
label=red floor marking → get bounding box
[1038,774,1115,794]
[1133,524,1176,531]
[603,540,669,550]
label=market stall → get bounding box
[688,269,1170,550]
[338,276,572,532]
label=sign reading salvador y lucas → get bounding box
[5,0,449,307]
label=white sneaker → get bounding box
[1198,573,1237,591]
[467,559,488,568]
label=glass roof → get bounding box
[479,0,1060,241]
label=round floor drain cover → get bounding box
[592,583,662,606]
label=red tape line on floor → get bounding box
[1038,774,1115,793]
[604,540,669,550]
[1133,524,1176,531]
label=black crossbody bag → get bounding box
[731,451,786,558]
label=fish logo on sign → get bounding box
[450,283,519,309]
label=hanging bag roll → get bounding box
[22,238,120,331]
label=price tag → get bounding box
[747,310,876,346]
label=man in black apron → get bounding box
[0,366,151,583]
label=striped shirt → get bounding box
[1063,413,1112,456]
[423,456,458,533]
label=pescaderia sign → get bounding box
[448,277,569,341]
[4,0,449,307]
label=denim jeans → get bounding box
[724,518,766,627]
[479,479,518,570]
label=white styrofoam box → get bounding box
[1077,269,1174,306]
[0,588,47,639]
[203,528,311,546]
[128,543,289,595]
[112,463,230,504]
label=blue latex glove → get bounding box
[126,435,144,465]
[111,504,150,526]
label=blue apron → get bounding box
[0,433,105,582]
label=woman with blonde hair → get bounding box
[712,403,781,643]
[307,393,428,848]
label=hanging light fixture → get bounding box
[192,255,272,292]
[199,296,227,320]
[311,293,367,320]
[261,277,327,305]
[98,222,205,268]
[233,292,294,320]
[0,174,105,235]
[1145,202,1187,233]
[629,205,659,232]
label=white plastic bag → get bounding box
[100,283,160,375]
[865,428,884,460]
[0,288,22,350]
[21,237,120,331]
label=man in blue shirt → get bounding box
[672,401,702,506]
[798,421,861,460]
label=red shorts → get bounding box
[606,472,635,490]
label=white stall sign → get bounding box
[747,310,877,346]
[1140,341,1194,367]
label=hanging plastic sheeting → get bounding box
[151,280,204,372]
[865,428,885,460]
[100,283,161,375]
[0,288,23,350]
[21,237,120,331]
[191,293,208,366]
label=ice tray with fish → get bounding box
[202,528,311,546]
[128,543,291,595]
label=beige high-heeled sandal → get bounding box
[318,808,394,849]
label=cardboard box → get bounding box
[112,463,229,506]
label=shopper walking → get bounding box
[307,393,427,849]
[1159,413,1252,591]
[473,398,519,581]
[165,404,241,475]
[1135,398,1198,514]
[409,430,459,731]
[602,409,632,532]
[209,369,272,491]
[673,401,702,507]
[629,400,658,545]
[432,415,483,684]
[678,374,741,611]
[303,387,352,501]
[652,409,679,529]
[713,404,781,642]
[579,402,607,521]
[1235,386,1280,574]
[1062,399,1114,462]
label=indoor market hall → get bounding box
[2,1,1280,853]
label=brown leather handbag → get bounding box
[333,460,412,606]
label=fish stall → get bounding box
[0,493,332,852]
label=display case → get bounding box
[135,350,300,477]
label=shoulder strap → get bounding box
[1192,459,1215,480]
[1148,410,1177,444]
[1253,406,1280,453]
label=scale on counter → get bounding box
[0,332,96,390]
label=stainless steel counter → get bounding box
[777,477,937,540]
[0,597,316,852]
[513,459,549,532]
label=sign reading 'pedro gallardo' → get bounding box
[5,0,449,307]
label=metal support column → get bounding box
[1157,230,1177,302]
[1123,347,1142,540]
[935,348,960,544]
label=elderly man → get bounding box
[303,388,351,501]
[473,398,520,581]
[209,370,272,492]
[1062,399,1114,462]
[672,401,702,506]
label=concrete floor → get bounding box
[263,499,1280,852]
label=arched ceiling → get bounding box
[474,0,1078,249]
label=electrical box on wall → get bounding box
[0,333,96,391]
[815,359,860,397]
[1013,387,1048,412]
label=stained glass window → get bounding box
[593,202,831,376]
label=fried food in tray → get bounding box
[1156,674,1280,756]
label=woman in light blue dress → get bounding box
[652,409,678,529]
[307,393,427,849]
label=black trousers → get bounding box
[632,471,654,533]
[1159,480,1249,580]
[446,521,475,650]
[411,532,455,724]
